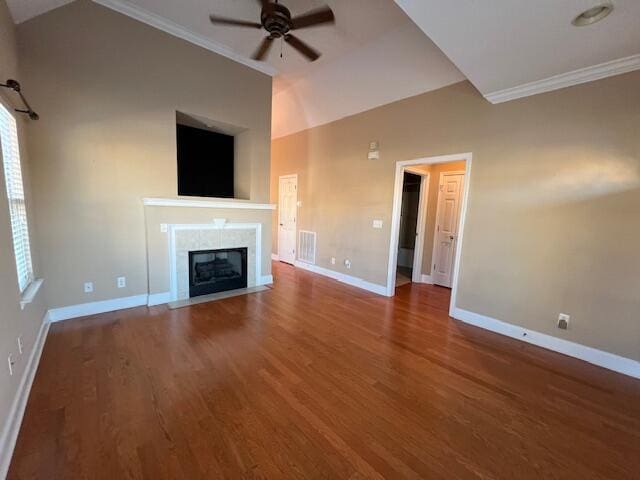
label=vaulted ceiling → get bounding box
[7,0,640,138]
[395,0,640,102]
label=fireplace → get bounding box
[188,247,248,297]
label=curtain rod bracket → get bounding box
[1,79,39,120]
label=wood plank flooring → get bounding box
[8,261,640,479]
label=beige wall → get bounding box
[145,206,273,295]
[272,72,640,361]
[0,0,47,463]
[17,0,273,308]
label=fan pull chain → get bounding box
[280,37,283,58]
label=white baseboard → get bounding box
[452,307,640,379]
[420,274,434,284]
[294,261,387,296]
[0,313,50,479]
[48,294,148,322]
[271,253,279,261]
[259,275,273,286]
[147,291,172,307]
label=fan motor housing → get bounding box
[261,3,292,37]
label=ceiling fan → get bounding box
[209,0,335,62]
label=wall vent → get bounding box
[298,230,316,264]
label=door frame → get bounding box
[277,174,298,263]
[403,168,430,283]
[386,153,472,318]
[430,170,466,287]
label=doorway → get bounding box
[396,170,429,287]
[387,153,472,316]
[277,174,297,264]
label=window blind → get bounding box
[1,103,34,293]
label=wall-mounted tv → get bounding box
[177,124,234,198]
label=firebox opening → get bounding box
[188,247,248,298]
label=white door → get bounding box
[278,175,297,264]
[432,172,465,287]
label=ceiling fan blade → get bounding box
[291,6,335,30]
[284,34,320,61]
[252,36,275,61]
[209,14,262,28]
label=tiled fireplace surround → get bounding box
[144,198,274,305]
[170,221,260,301]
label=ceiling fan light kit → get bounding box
[572,3,614,26]
[209,0,335,62]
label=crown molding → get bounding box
[485,54,640,104]
[92,0,276,77]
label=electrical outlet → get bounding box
[17,336,23,355]
[117,276,126,288]
[344,259,351,269]
[558,313,570,330]
[84,282,94,293]
[7,354,15,376]
[331,257,336,265]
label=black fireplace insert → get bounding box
[188,247,248,297]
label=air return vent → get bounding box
[298,230,316,264]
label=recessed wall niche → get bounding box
[176,111,251,200]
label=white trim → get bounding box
[168,222,262,302]
[271,253,280,261]
[420,274,434,284]
[0,314,50,479]
[387,152,473,317]
[485,54,640,104]
[48,294,148,322]
[143,197,276,210]
[147,291,172,307]
[278,174,298,180]
[430,170,466,288]
[294,261,387,296]
[452,307,640,380]
[92,0,276,76]
[260,275,273,285]
[409,172,430,283]
[19,278,44,310]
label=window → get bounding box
[1,103,34,293]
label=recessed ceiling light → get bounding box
[572,4,613,26]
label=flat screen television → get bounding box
[177,124,234,198]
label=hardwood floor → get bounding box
[9,261,640,479]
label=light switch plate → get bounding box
[368,151,380,160]
[117,277,126,288]
[160,223,168,233]
[372,219,383,229]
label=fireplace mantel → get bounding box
[143,197,276,210]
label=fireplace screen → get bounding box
[188,247,248,297]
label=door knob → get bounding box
[449,235,455,240]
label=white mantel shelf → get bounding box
[143,198,276,210]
